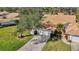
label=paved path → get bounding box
[18,35,49,51]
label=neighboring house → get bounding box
[6,13,19,19]
[0,11,9,16]
[0,11,9,18]
[42,13,79,42]
[0,11,19,23]
[0,11,19,26]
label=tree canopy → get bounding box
[17,8,42,36]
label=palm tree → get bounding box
[76,8,79,22]
[55,24,64,39]
[56,24,64,31]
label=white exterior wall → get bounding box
[69,35,72,40]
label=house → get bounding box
[42,13,76,30]
[6,13,19,19]
[0,11,9,16]
[42,13,76,25]
[66,23,79,42]
[42,13,79,42]
[0,11,19,26]
[0,11,9,18]
[0,11,19,23]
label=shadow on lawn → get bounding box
[47,38,59,42]
[0,25,16,28]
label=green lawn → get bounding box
[42,40,71,51]
[0,26,32,51]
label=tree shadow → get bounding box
[18,34,32,39]
[47,38,58,42]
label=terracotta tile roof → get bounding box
[67,29,79,36]
[0,12,19,23]
[66,23,79,35]
[0,11,9,15]
[42,13,76,25]
[42,13,79,36]
[6,13,19,19]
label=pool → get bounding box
[71,35,79,42]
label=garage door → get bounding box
[71,35,79,42]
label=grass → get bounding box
[0,26,32,51]
[42,40,71,51]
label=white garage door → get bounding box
[71,35,79,42]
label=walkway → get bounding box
[18,35,49,51]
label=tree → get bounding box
[17,15,28,38]
[55,24,64,39]
[0,8,4,11]
[30,8,42,28]
[76,8,79,21]
[0,7,18,12]
[17,8,42,38]
[54,29,62,40]
[56,24,64,31]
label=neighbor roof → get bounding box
[0,12,19,23]
[6,13,19,19]
[0,11,9,15]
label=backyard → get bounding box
[42,40,71,51]
[0,26,32,51]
